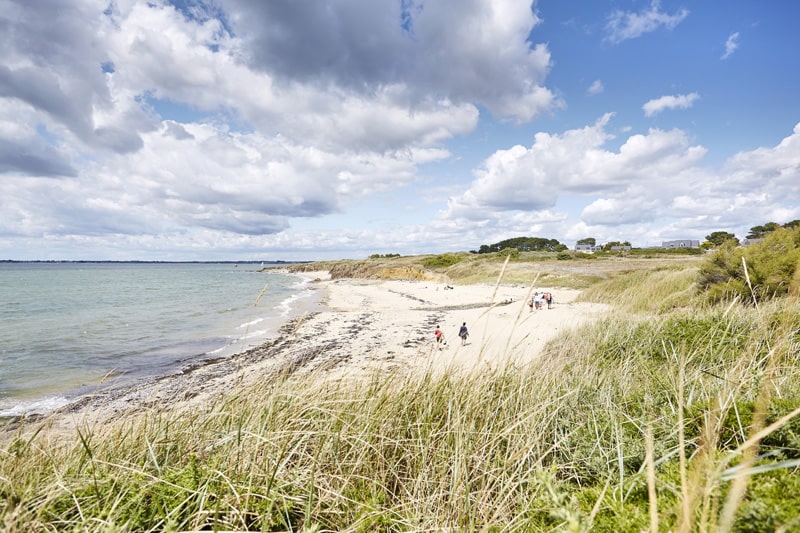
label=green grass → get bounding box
[3,260,800,531]
[577,266,701,313]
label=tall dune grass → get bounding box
[3,269,800,531]
[576,266,700,314]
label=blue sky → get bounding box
[1,0,798,260]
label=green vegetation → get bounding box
[698,226,800,304]
[557,251,573,260]
[421,253,464,268]
[746,220,800,240]
[601,240,631,251]
[578,265,699,314]
[4,245,800,531]
[705,231,739,247]
[474,236,568,254]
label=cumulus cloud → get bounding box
[581,197,659,225]
[0,139,75,177]
[228,0,561,123]
[643,93,700,116]
[2,0,797,259]
[1,0,560,251]
[605,0,689,44]
[722,121,800,196]
[0,1,154,153]
[445,114,706,218]
[440,119,800,248]
[721,31,740,60]
[441,114,713,238]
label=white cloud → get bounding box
[226,0,562,124]
[581,197,659,225]
[605,0,689,44]
[1,0,534,247]
[642,93,700,117]
[1,0,798,259]
[445,114,707,220]
[439,115,731,243]
[722,122,800,196]
[722,31,740,60]
[587,80,604,95]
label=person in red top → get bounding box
[434,325,444,349]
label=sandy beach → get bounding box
[8,274,610,438]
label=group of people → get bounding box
[434,322,470,349]
[529,291,553,311]
[435,290,555,349]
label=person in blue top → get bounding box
[458,322,469,346]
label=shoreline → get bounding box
[1,270,328,435]
[3,274,610,440]
[0,263,320,421]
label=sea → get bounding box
[0,262,320,419]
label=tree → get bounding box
[602,241,631,251]
[705,231,739,246]
[475,236,566,254]
[698,226,800,304]
[577,237,596,246]
[746,222,781,239]
[783,219,800,229]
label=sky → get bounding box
[1,0,799,261]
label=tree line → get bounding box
[576,237,632,250]
[704,220,800,247]
[473,237,567,254]
[470,221,800,257]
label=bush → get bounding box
[698,226,800,304]
[421,253,463,268]
[497,247,520,259]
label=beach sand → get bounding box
[5,274,610,439]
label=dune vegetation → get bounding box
[3,232,800,531]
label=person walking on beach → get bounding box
[458,322,469,345]
[435,325,445,350]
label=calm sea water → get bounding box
[0,262,318,417]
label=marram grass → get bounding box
[3,282,800,530]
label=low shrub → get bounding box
[698,226,800,304]
[421,253,463,268]
[496,247,520,259]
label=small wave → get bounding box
[0,395,70,417]
[237,327,271,338]
[291,279,310,290]
[237,317,264,329]
[276,289,315,317]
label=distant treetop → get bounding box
[746,220,800,240]
[475,237,567,254]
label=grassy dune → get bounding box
[3,252,800,531]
